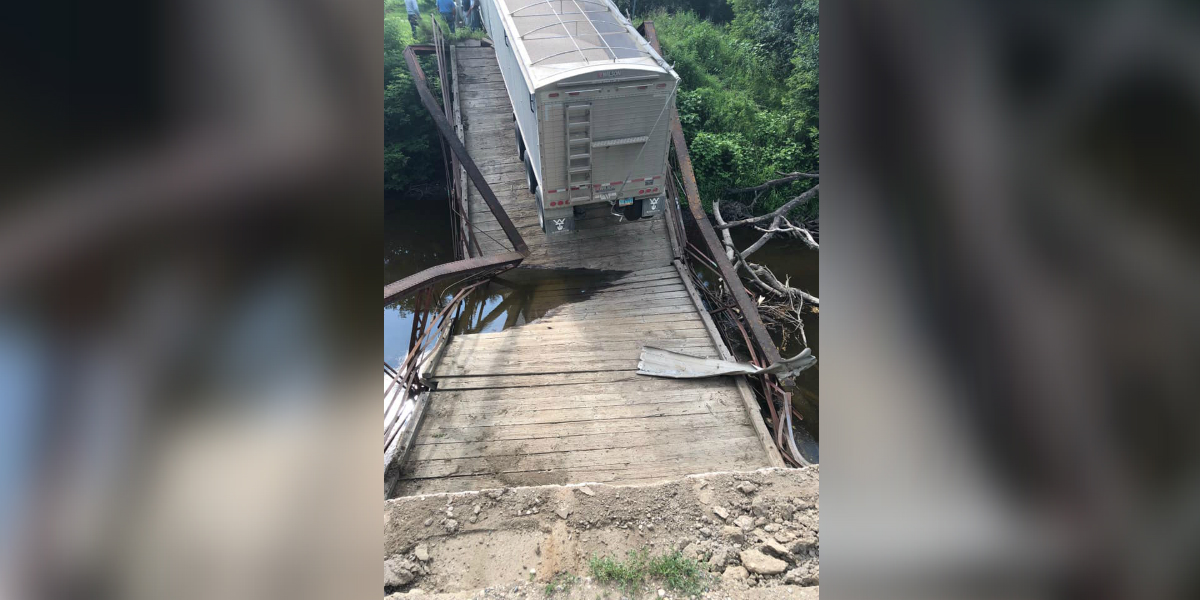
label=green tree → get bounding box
[384,12,440,192]
[653,5,817,217]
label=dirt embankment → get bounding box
[384,467,819,599]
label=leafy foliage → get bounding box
[653,1,818,218]
[614,0,734,22]
[731,0,817,76]
[384,8,439,192]
[588,549,709,596]
[543,572,580,596]
[383,0,487,193]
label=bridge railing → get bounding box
[642,21,812,467]
[384,22,529,485]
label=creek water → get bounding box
[385,192,818,456]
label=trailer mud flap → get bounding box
[543,207,575,235]
[641,195,664,218]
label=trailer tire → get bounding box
[536,189,546,233]
[622,198,643,221]
[524,154,537,194]
[514,120,525,161]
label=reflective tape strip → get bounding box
[592,136,650,148]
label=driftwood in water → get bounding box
[711,176,819,350]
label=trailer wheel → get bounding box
[524,154,537,194]
[622,198,643,221]
[514,120,525,161]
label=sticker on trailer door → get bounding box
[597,190,617,201]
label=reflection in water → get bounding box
[384,193,453,367]
[450,268,628,335]
[384,192,628,366]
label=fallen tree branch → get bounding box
[712,199,738,263]
[716,184,819,230]
[753,217,819,250]
[739,215,784,260]
[749,263,819,306]
[726,172,819,195]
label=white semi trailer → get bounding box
[477,0,680,234]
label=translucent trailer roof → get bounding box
[496,0,674,89]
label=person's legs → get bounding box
[440,11,455,32]
[408,13,420,37]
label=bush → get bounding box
[652,5,818,217]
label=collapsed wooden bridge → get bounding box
[386,22,804,497]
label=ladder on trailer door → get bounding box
[566,104,593,204]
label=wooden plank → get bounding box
[461,325,709,345]
[535,288,692,306]
[433,350,718,377]
[412,408,749,444]
[435,345,716,374]
[535,304,695,322]
[522,286,688,311]
[394,454,758,495]
[673,260,784,468]
[425,388,736,419]
[402,436,763,478]
[444,335,711,355]
[522,254,672,273]
[427,378,733,403]
[410,424,749,461]
[439,338,714,361]
[530,295,694,319]
[501,311,707,329]
[420,399,743,430]
[431,369,637,389]
[455,321,707,342]
[512,276,680,296]
[491,264,677,285]
[514,313,707,331]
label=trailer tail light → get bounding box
[637,85,648,90]
[567,91,580,96]
[656,83,667,88]
[548,92,559,98]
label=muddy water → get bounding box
[384,192,624,366]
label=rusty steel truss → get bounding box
[385,18,528,487]
[641,21,813,466]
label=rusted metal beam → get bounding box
[384,251,524,305]
[640,21,784,368]
[403,46,529,256]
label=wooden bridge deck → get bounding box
[391,44,780,496]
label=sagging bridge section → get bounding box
[385,21,804,497]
